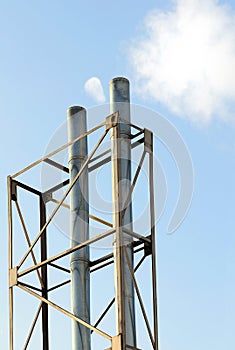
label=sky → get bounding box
[1,0,235,349]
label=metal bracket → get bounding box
[144,129,153,153]
[108,335,122,350]
[106,336,142,350]
[11,181,17,201]
[9,267,18,287]
[144,235,152,257]
[41,192,52,204]
[106,112,119,130]
[105,335,121,350]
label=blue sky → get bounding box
[1,0,235,349]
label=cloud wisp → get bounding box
[84,77,106,104]
[128,0,235,125]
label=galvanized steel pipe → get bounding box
[67,106,90,350]
[110,77,136,347]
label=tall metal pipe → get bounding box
[67,106,90,350]
[110,77,136,348]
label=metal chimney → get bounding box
[67,106,90,350]
[110,77,136,348]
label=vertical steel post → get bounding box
[67,106,90,350]
[40,196,49,350]
[149,151,159,350]
[110,77,136,348]
[8,176,13,350]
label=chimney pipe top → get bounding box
[110,77,129,85]
[67,106,85,117]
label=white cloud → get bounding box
[128,0,235,125]
[84,77,106,104]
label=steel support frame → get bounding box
[8,113,158,350]
[40,195,49,350]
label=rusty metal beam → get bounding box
[18,284,112,342]
[40,196,49,350]
[12,121,106,179]
[23,302,43,350]
[123,246,155,347]
[18,129,109,270]
[149,151,159,350]
[14,200,43,287]
[8,176,13,350]
[18,228,115,278]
